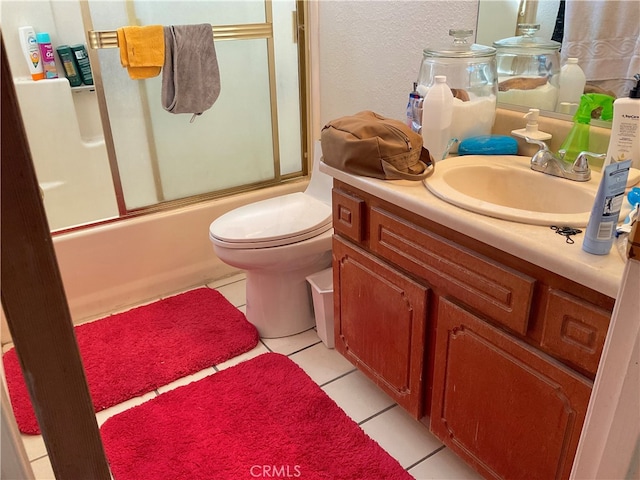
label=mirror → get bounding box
[476,0,639,123]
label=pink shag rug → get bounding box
[3,287,258,435]
[100,353,411,480]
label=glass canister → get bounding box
[493,24,561,111]
[417,29,498,152]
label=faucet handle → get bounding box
[574,151,605,173]
[524,137,550,151]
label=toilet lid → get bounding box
[209,192,332,248]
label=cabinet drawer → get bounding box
[369,207,535,335]
[541,289,610,375]
[332,188,366,243]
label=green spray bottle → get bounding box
[558,93,614,166]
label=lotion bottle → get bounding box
[602,74,640,170]
[18,26,44,80]
[421,75,453,161]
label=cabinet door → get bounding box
[432,298,592,480]
[333,237,429,418]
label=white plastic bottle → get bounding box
[18,26,44,80]
[556,58,586,114]
[421,75,453,161]
[602,74,640,170]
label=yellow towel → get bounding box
[117,25,165,80]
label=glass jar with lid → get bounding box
[417,29,498,152]
[493,24,561,111]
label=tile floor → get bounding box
[9,273,482,479]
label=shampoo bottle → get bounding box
[36,32,58,79]
[71,44,93,85]
[18,26,44,80]
[421,75,453,161]
[602,74,640,170]
[56,45,82,87]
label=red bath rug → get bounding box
[100,353,411,480]
[3,287,259,435]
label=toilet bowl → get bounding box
[209,142,334,338]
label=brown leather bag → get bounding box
[321,111,434,181]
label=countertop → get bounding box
[320,161,626,299]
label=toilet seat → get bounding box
[209,192,332,249]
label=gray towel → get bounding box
[162,24,220,118]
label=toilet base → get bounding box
[245,253,332,338]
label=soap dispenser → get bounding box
[511,108,552,141]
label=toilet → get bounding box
[209,142,334,338]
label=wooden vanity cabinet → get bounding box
[331,180,614,480]
[432,298,591,480]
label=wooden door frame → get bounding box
[1,36,111,478]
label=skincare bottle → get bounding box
[36,32,58,79]
[582,159,632,255]
[56,45,82,87]
[421,75,453,161]
[18,26,44,80]
[70,44,93,85]
[556,58,586,114]
[602,74,640,170]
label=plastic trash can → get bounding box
[306,267,334,348]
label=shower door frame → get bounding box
[76,0,310,226]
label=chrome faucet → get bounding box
[524,137,605,182]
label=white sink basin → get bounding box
[425,155,599,226]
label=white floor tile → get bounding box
[289,342,355,385]
[322,369,395,424]
[30,455,54,479]
[261,328,321,355]
[20,434,47,462]
[95,391,157,427]
[208,277,246,308]
[156,367,215,394]
[206,272,246,290]
[360,405,442,469]
[215,342,270,370]
[408,447,483,480]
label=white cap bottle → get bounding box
[421,75,454,161]
[556,58,586,113]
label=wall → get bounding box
[317,0,479,127]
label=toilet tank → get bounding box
[304,141,333,206]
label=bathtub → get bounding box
[1,180,307,344]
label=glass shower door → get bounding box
[87,0,303,210]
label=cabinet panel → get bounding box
[432,298,591,480]
[541,289,611,376]
[369,207,535,335]
[332,188,366,243]
[333,236,428,418]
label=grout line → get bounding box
[357,403,398,426]
[285,340,323,357]
[259,339,273,352]
[318,368,357,388]
[404,445,447,472]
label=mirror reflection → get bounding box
[476,0,640,119]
